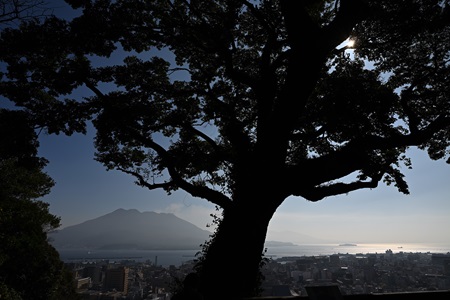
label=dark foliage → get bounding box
[0,109,79,300]
[1,1,449,299]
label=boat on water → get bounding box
[339,243,357,246]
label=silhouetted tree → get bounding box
[0,109,79,300]
[1,1,449,299]
[0,0,48,27]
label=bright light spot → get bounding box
[347,39,355,48]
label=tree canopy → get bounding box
[1,0,449,299]
[0,109,79,299]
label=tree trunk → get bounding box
[198,197,280,300]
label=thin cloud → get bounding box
[162,203,216,231]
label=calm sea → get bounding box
[56,243,450,267]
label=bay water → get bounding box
[57,242,450,267]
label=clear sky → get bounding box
[8,1,450,246]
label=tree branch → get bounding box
[0,0,48,25]
[205,88,252,159]
[286,144,372,190]
[222,50,258,88]
[130,132,233,210]
[286,114,450,198]
[84,80,105,99]
[400,88,420,134]
[117,167,174,190]
[280,0,321,52]
[362,115,450,150]
[296,176,381,202]
[182,123,232,163]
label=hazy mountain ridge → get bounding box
[49,208,331,250]
[49,209,213,250]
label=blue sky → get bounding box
[7,1,450,246]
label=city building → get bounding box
[104,266,129,294]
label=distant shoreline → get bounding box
[56,243,450,267]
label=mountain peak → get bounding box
[50,209,212,250]
[111,208,141,214]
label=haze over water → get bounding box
[57,242,450,267]
[264,242,450,258]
